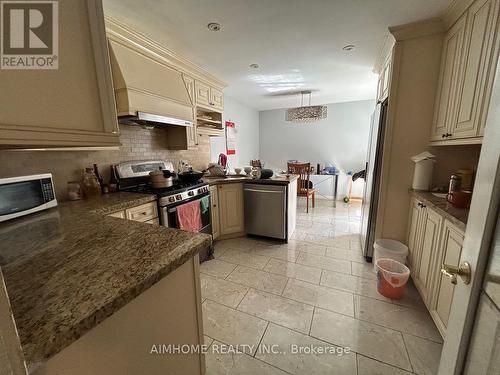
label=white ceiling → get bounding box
[103,0,451,111]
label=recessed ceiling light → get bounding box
[342,44,356,51]
[207,22,221,31]
[249,63,260,69]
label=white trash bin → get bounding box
[373,239,409,270]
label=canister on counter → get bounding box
[457,169,474,190]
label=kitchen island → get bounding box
[0,193,211,375]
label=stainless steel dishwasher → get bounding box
[244,183,286,240]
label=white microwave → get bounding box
[0,174,58,222]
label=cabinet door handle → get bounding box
[441,262,471,285]
[441,134,446,138]
[447,133,452,137]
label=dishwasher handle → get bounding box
[244,188,284,194]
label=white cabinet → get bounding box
[406,198,465,338]
[209,186,220,240]
[430,0,500,144]
[217,184,245,237]
[430,14,467,142]
[430,219,464,336]
[454,0,500,139]
[0,0,119,148]
[182,74,198,148]
[415,206,443,304]
[195,80,224,112]
[108,202,158,224]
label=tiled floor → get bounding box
[201,198,443,374]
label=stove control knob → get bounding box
[168,197,175,203]
[176,194,182,200]
[188,191,194,196]
[197,188,203,194]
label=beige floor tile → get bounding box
[202,300,268,355]
[264,258,322,284]
[282,278,354,316]
[200,274,249,308]
[325,247,365,263]
[296,252,351,274]
[320,269,391,303]
[351,261,377,280]
[391,280,427,310]
[310,308,412,371]
[294,242,327,256]
[403,333,442,375]
[215,238,259,251]
[238,289,314,334]
[206,340,288,375]
[357,355,413,375]
[256,323,357,375]
[200,259,238,278]
[226,265,288,295]
[219,248,271,269]
[354,295,442,343]
[248,244,299,262]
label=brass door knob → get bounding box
[441,262,471,285]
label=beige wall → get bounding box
[0,124,211,200]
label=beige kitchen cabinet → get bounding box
[430,14,467,142]
[430,219,464,336]
[414,206,443,304]
[218,184,245,237]
[454,0,500,139]
[431,0,500,144]
[209,186,220,240]
[195,80,224,112]
[108,202,159,223]
[0,0,119,148]
[407,198,423,272]
[195,80,211,108]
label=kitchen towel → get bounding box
[176,200,202,232]
[200,195,210,215]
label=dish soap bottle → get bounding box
[81,168,101,197]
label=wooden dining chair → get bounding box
[288,162,315,213]
[251,160,262,168]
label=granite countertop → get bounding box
[411,190,469,231]
[0,192,211,365]
[204,174,299,186]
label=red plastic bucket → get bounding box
[376,258,410,299]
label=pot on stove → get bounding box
[149,168,175,188]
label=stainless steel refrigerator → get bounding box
[360,99,388,261]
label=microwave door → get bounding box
[0,181,46,216]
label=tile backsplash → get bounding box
[0,124,211,200]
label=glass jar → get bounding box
[81,168,101,197]
[67,181,83,200]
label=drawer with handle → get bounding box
[125,202,158,222]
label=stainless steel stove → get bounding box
[115,160,212,241]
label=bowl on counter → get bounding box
[244,166,252,175]
[234,167,242,175]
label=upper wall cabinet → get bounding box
[431,0,500,145]
[376,52,393,102]
[195,80,224,112]
[0,0,120,148]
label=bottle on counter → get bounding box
[93,163,104,193]
[81,168,101,197]
[109,165,119,192]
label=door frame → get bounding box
[438,60,500,374]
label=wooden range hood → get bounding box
[108,39,193,128]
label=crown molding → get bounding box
[442,0,475,28]
[389,17,445,41]
[373,33,395,74]
[104,15,227,89]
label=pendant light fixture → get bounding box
[286,91,327,123]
